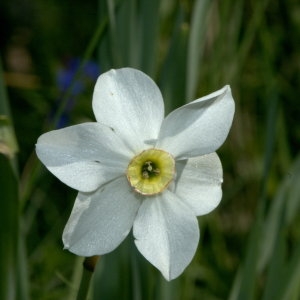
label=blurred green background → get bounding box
[1,0,300,299]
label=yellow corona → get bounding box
[126,148,175,195]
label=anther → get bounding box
[142,171,150,179]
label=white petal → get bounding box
[156,85,234,159]
[133,190,199,280]
[174,153,223,216]
[63,176,141,256]
[93,68,164,151]
[36,123,132,192]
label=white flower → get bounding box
[36,68,234,280]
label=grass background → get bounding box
[1,0,300,299]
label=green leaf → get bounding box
[139,0,160,76]
[229,212,262,300]
[186,0,211,100]
[159,6,189,113]
[279,239,300,300]
[0,154,19,300]
[262,223,286,300]
[259,155,300,271]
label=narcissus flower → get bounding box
[36,68,234,280]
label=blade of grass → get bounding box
[262,218,286,300]
[0,153,19,300]
[0,56,29,300]
[229,78,279,300]
[111,0,139,68]
[234,0,271,78]
[211,0,245,85]
[257,154,300,300]
[229,207,264,300]
[186,0,211,100]
[106,0,122,67]
[16,235,29,300]
[139,0,160,76]
[279,239,300,300]
[258,157,300,271]
[159,4,189,113]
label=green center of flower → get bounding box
[126,148,175,195]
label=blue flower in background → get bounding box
[57,58,100,94]
[55,58,100,128]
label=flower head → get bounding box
[36,68,234,280]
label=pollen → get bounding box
[126,148,175,195]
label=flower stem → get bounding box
[76,256,100,300]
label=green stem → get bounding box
[76,269,93,300]
[76,256,100,300]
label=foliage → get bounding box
[1,0,300,299]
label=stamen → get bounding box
[142,161,160,178]
[142,171,149,179]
